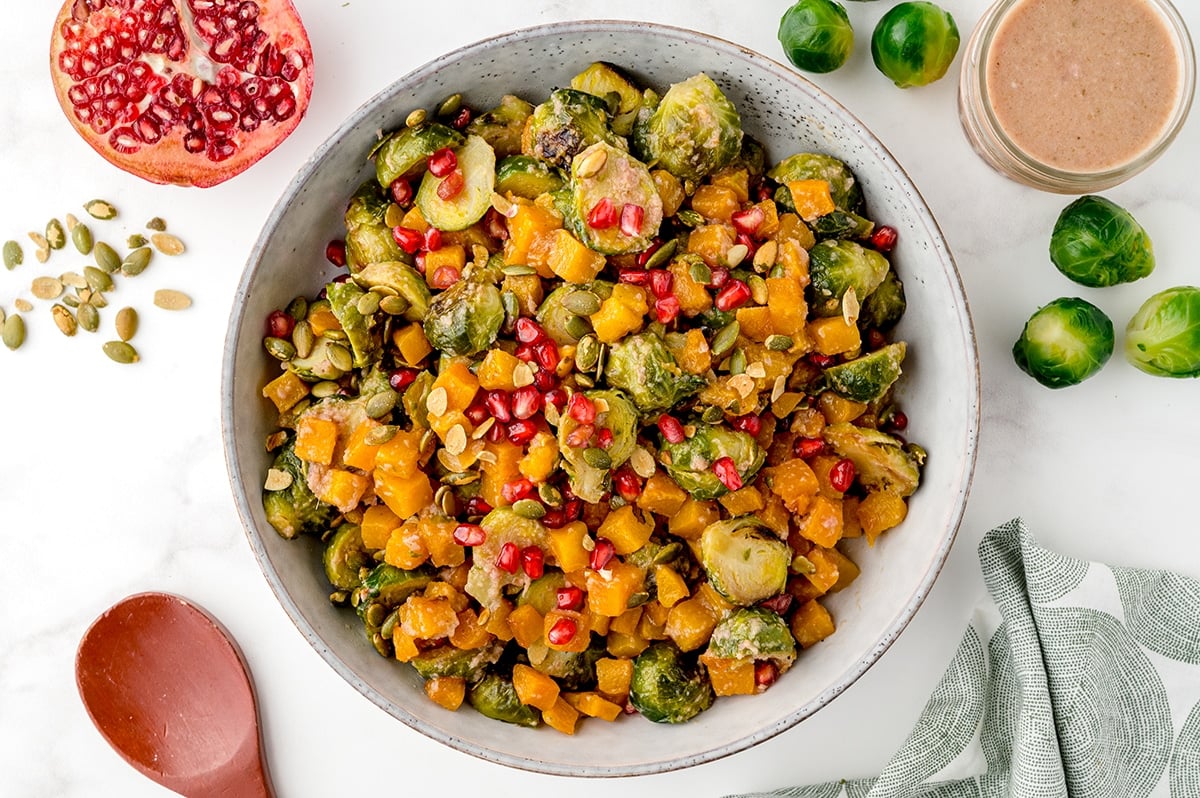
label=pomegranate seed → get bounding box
[544,388,568,411]
[485,390,513,422]
[532,366,558,392]
[617,268,650,285]
[709,266,730,288]
[388,368,418,391]
[514,343,535,362]
[590,539,615,571]
[532,339,560,372]
[521,545,545,579]
[731,206,765,236]
[556,586,585,611]
[619,203,644,236]
[649,269,674,299]
[587,197,618,229]
[495,541,520,574]
[567,392,596,424]
[422,227,443,251]
[759,593,793,615]
[325,239,347,267]
[266,309,294,338]
[636,238,664,267]
[486,421,507,443]
[389,178,414,206]
[597,427,614,449]
[564,498,583,521]
[613,466,643,501]
[715,279,752,311]
[428,147,458,177]
[414,252,426,274]
[464,393,490,425]
[465,496,493,517]
[654,295,681,325]
[453,523,486,546]
[730,413,762,436]
[793,437,826,459]
[657,413,686,444]
[870,225,898,252]
[436,169,464,200]
[511,385,542,419]
[542,508,567,528]
[736,231,758,258]
[713,456,743,491]
[391,225,422,254]
[450,107,473,130]
[507,420,538,445]
[866,329,888,350]
[565,423,594,449]
[807,352,836,368]
[755,661,779,688]
[887,411,909,432]
[501,478,535,504]
[430,265,460,289]
[756,184,775,202]
[829,458,856,492]
[547,616,577,646]
[514,317,545,343]
[483,207,509,240]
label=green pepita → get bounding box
[365,390,398,419]
[87,290,108,309]
[285,296,308,321]
[676,209,704,227]
[701,405,724,424]
[582,447,612,470]
[575,334,601,372]
[643,238,678,270]
[355,290,381,316]
[31,276,64,300]
[3,240,21,270]
[310,380,341,399]
[748,274,768,305]
[151,232,185,256]
[765,334,793,351]
[379,294,409,316]
[537,482,563,507]
[501,264,537,277]
[121,247,153,276]
[711,320,740,358]
[291,320,314,358]
[146,217,167,232]
[365,425,399,445]
[63,295,80,309]
[84,199,118,220]
[77,302,100,332]
[3,314,26,350]
[45,219,66,250]
[564,314,591,340]
[436,93,462,119]
[562,290,602,316]
[384,203,405,228]
[153,289,192,310]
[728,347,747,375]
[326,342,353,372]
[94,242,121,274]
[127,233,148,249]
[689,259,713,285]
[405,107,427,128]
[84,266,113,293]
[512,498,547,520]
[574,373,595,389]
[72,223,94,255]
[115,307,138,341]
[264,336,296,361]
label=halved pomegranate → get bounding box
[50,0,314,187]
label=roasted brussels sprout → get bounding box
[859,267,907,331]
[768,153,863,212]
[557,390,639,503]
[807,239,890,317]
[410,642,504,681]
[604,332,705,413]
[568,142,664,254]
[536,281,612,344]
[706,607,797,671]
[700,518,791,606]
[468,673,540,727]
[357,563,434,608]
[637,73,743,183]
[466,94,534,158]
[262,439,336,539]
[344,181,407,269]
[570,62,644,136]
[822,422,922,497]
[353,260,432,323]
[659,425,766,500]
[464,508,550,610]
[1049,195,1155,287]
[1124,286,1200,378]
[415,134,497,231]
[523,88,621,169]
[323,524,369,590]
[288,336,349,382]
[824,342,906,403]
[325,279,380,369]
[1012,297,1114,388]
[630,643,714,723]
[871,1,961,88]
[533,636,608,690]
[495,155,564,199]
[809,209,875,240]
[374,122,464,188]
[778,0,855,74]
[422,274,504,356]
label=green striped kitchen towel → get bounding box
[733,518,1200,798]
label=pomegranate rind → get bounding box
[49,0,315,188]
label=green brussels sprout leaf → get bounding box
[263,439,336,539]
[422,275,505,356]
[808,239,890,317]
[639,73,743,182]
[706,607,797,671]
[468,673,540,727]
[823,422,923,497]
[659,424,766,500]
[604,332,705,412]
[824,341,906,403]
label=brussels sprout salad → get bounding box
[258,62,924,733]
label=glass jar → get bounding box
[959,0,1195,193]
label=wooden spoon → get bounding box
[76,592,275,798]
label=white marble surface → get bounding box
[1,2,1197,796]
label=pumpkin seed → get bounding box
[14,298,33,313]
[725,243,749,268]
[28,231,49,250]
[63,295,80,308]
[286,296,309,321]
[501,264,537,277]
[582,447,612,470]
[93,242,121,274]
[31,276,64,300]
[60,271,87,288]
[575,146,608,178]
[77,303,100,332]
[84,266,113,293]
[3,240,22,270]
[291,320,314,358]
[643,238,678,271]
[676,209,703,227]
[365,425,398,445]
[65,213,79,231]
[35,247,50,263]
[121,246,153,276]
[765,334,793,351]
[127,233,148,249]
[563,314,591,340]
[574,373,595,388]
[3,314,26,350]
[379,294,409,315]
[153,289,192,310]
[84,199,118,220]
[689,259,712,285]
[45,219,66,250]
[711,320,740,357]
[310,380,341,399]
[379,607,401,639]
[701,405,724,424]
[436,93,462,118]
[426,385,449,416]
[383,203,405,228]
[512,362,535,388]
[264,468,293,491]
[444,423,467,455]
[76,287,92,304]
[512,498,546,519]
[326,342,353,372]
[355,290,381,316]
[146,217,167,232]
[405,107,427,128]
[748,274,768,305]
[753,239,778,271]
[768,264,785,279]
[438,486,458,516]
[151,232,185,256]
[562,290,602,316]
[72,224,93,255]
[264,336,296,360]
[594,344,607,381]
[102,340,139,364]
[365,390,397,419]
[629,446,656,479]
[115,307,138,341]
[537,483,563,507]
[728,347,747,375]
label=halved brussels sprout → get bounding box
[422,275,505,356]
[495,155,565,199]
[1012,297,1114,388]
[570,62,644,136]
[468,673,540,727]
[767,152,863,212]
[288,336,349,382]
[822,422,922,497]
[778,0,855,74]
[870,1,960,88]
[533,636,607,690]
[323,524,369,590]
[410,642,504,681]
[374,122,464,187]
[523,88,622,169]
[1049,195,1155,288]
[568,142,664,254]
[700,517,790,606]
[859,267,907,331]
[536,281,612,344]
[466,94,534,158]
[824,342,906,403]
[706,607,797,671]
[325,279,380,369]
[464,508,550,610]
[630,642,714,723]
[1125,286,1200,378]
[353,260,432,323]
[638,73,743,183]
[357,563,434,608]
[604,332,705,413]
[659,425,766,500]
[415,134,497,231]
[557,389,639,503]
[810,210,875,241]
[517,572,569,615]
[344,181,407,270]
[263,439,336,539]
[807,239,890,317]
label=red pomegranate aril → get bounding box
[544,388,568,411]
[587,197,618,229]
[619,203,644,237]
[566,392,596,424]
[597,427,614,449]
[450,107,473,130]
[427,146,458,177]
[452,523,486,547]
[713,456,743,491]
[793,437,826,459]
[613,466,642,501]
[887,411,909,432]
[590,539,616,571]
[709,266,730,288]
[617,268,650,286]
[532,339,560,372]
[649,269,674,299]
[541,508,567,528]
[715,279,752,311]
[513,343,535,362]
[486,421,507,443]
[436,169,464,200]
[870,225,898,252]
[514,317,545,344]
[755,661,779,688]
[507,420,538,446]
[464,496,493,517]
[266,309,294,338]
[495,541,520,574]
[829,458,856,492]
[759,593,793,615]
[325,239,347,267]
[556,586,585,611]
[389,177,414,206]
[391,225,423,254]
[636,239,664,267]
[430,266,460,289]
[422,227,443,251]
[807,352,836,368]
[464,394,490,426]
[866,329,888,350]
[654,295,681,325]
[521,546,545,580]
[485,390,513,423]
[731,206,765,236]
[501,477,536,504]
[532,366,558,392]
[736,231,758,257]
[511,385,542,420]
[730,413,762,436]
[547,617,577,646]
[414,252,426,274]
[565,423,595,449]
[564,498,583,521]
[657,413,686,444]
[388,368,418,391]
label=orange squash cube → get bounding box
[759,492,791,539]
[808,316,861,356]
[817,391,867,424]
[667,260,713,318]
[800,495,843,548]
[483,598,515,641]
[710,167,751,202]
[313,468,370,513]
[449,608,494,650]
[360,504,402,550]
[392,323,433,366]
[766,275,807,337]
[596,505,654,555]
[424,676,466,711]
[690,184,740,224]
[400,204,429,233]
[479,438,523,508]
[476,348,524,391]
[668,497,721,540]
[306,305,341,337]
[563,691,623,722]
[686,224,736,268]
[506,603,544,648]
[665,595,719,652]
[637,471,689,517]
[541,697,580,735]
[430,359,479,413]
[417,517,466,567]
[294,416,338,465]
[591,283,649,344]
[586,561,646,617]
[790,598,835,648]
[513,663,560,711]
[341,420,382,472]
[262,370,309,413]
[595,657,634,699]
[504,200,562,276]
[606,631,650,659]
[540,229,606,284]
[651,169,686,217]
[519,431,559,483]
[787,179,836,221]
[373,428,423,477]
[392,626,420,662]
[735,306,774,342]
[422,244,467,287]
[609,607,643,636]
[858,489,908,545]
[544,609,592,653]
[384,521,429,570]
[700,653,756,696]
[770,459,820,515]
[547,521,591,573]
[654,566,689,609]
[804,546,841,594]
[719,485,765,516]
[401,595,459,640]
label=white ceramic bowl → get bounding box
[222,20,980,777]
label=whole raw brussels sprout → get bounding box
[604,332,705,413]
[871,1,960,88]
[1124,286,1200,378]
[1049,195,1155,287]
[778,0,855,74]
[637,73,743,182]
[700,517,791,606]
[630,642,714,723]
[706,607,797,671]
[1012,297,1114,388]
[808,239,890,317]
[658,424,765,500]
[767,152,863,212]
[523,88,622,169]
[422,274,504,356]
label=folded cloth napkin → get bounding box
[732,518,1200,798]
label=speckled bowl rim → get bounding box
[222,19,980,777]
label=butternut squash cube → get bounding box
[652,565,686,609]
[417,517,466,567]
[710,167,750,202]
[373,428,423,477]
[826,547,861,593]
[449,608,494,650]
[690,184,740,224]
[800,495,843,548]
[384,521,430,570]
[736,306,774,342]
[563,691,623,722]
[591,283,649,344]
[483,598,515,641]
[504,200,562,276]
[610,607,643,636]
[719,485,765,516]
[586,561,646,617]
[294,416,338,465]
[786,179,836,221]
[518,431,559,483]
[808,316,861,356]
[548,521,592,573]
[374,470,434,521]
[422,244,467,287]
[665,595,719,652]
[392,323,433,366]
[790,598,835,648]
[476,348,524,391]
[668,497,721,540]
[392,626,420,662]
[700,653,756,696]
[262,370,309,413]
[401,595,459,640]
[770,459,820,515]
[506,603,544,648]
[400,204,429,233]
[360,504,402,550]
[479,439,524,508]
[306,305,341,337]
[544,609,592,653]
[430,359,479,413]
[637,472,689,517]
[606,631,650,658]
[686,224,735,268]
[651,169,686,217]
[595,657,634,699]
[313,468,369,513]
[597,504,654,555]
[544,229,606,284]
[341,419,382,472]
[513,663,560,711]
[424,676,466,711]
[858,489,908,545]
[541,697,580,735]
[804,546,841,595]
[817,391,867,424]
[766,275,807,337]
